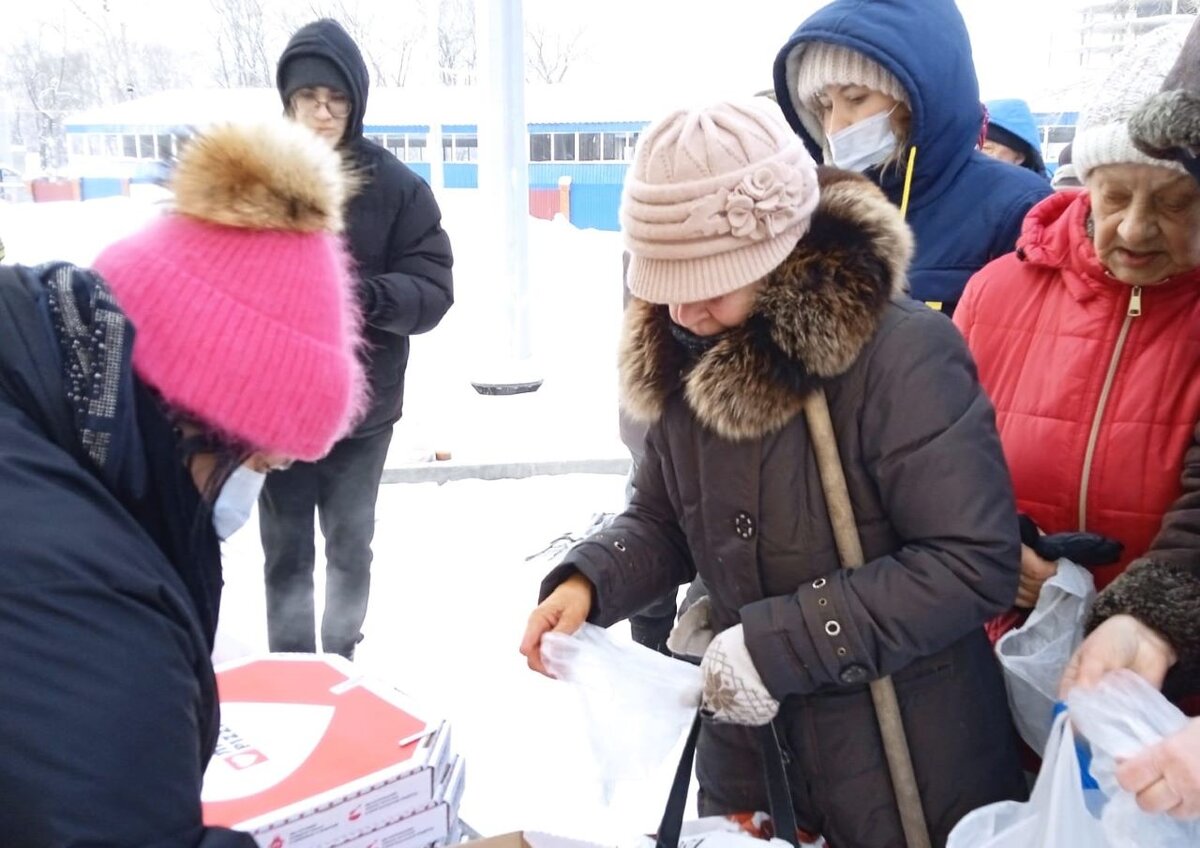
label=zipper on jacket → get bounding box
[1078,285,1142,530]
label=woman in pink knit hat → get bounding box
[521,98,1025,847]
[0,119,363,845]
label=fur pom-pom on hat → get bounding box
[171,120,352,233]
[93,119,365,461]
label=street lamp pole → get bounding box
[471,0,542,395]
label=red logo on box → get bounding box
[270,837,285,848]
[224,749,269,770]
[348,806,363,821]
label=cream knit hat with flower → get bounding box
[621,98,820,305]
[1073,22,1192,181]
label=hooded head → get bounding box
[277,19,369,146]
[984,99,1046,177]
[1128,16,1200,182]
[91,120,366,462]
[773,0,983,204]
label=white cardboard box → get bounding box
[202,654,451,848]
[331,755,467,848]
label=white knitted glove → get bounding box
[700,624,780,726]
[666,595,714,660]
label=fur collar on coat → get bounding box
[619,168,913,441]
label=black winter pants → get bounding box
[259,428,393,659]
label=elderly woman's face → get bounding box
[668,281,763,336]
[1089,165,1200,285]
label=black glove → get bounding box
[1018,514,1123,568]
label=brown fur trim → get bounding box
[170,120,352,233]
[1088,558,1200,677]
[618,167,911,440]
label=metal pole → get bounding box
[471,0,541,394]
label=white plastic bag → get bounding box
[1067,670,1200,847]
[947,710,1109,847]
[541,623,703,799]
[995,558,1095,754]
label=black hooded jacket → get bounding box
[0,263,252,846]
[277,19,454,437]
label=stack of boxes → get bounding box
[203,654,466,848]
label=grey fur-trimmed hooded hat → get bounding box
[1128,16,1200,182]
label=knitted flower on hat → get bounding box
[92,120,366,461]
[621,98,820,305]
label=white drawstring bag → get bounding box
[541,623,703,801]
[995,559,1095,754]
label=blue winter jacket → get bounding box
[773,0,1052,307]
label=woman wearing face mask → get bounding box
[0,120,363,845]
[954,24,1200,657]
[773,0,1051,316]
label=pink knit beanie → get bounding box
[92,120,365,461]
[622,98,820,305]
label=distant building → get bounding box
[63,86,668,230]
[1077,1,1197,68]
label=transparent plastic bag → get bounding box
[948,710,1109,847]
[541,623,703,800]
[1067,670,1200,847]
[995,558,1095,754]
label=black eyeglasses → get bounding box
[290,88,351,119]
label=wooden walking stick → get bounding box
[802,388,932,848]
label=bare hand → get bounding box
[1015,544,1058,609]
[1059,614,1177,697]
[1116,718,1200,819]
[519,572,594,676]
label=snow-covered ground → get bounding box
[1,194,690,841]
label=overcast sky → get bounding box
[7,1,1096,105]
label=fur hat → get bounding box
[790,42,909,116]
[91,120,365,461]
[621,98,820,305]
[1128,17,1200,181]
[1072,22,1192,181]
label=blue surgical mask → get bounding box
[212,464,266,541]
[828,107,899,173]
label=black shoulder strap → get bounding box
[656,712,799,848]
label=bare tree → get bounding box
[281,0,423,87]
[211,0,274,87]
[437,0,475,85]
[525,24,587,84]
[69,0,195,101]
[6,23,95,173]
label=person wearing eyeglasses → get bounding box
[265,19,455,661]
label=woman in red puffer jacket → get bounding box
[954,24,1200,631]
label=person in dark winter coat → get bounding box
[772,0,1051,315]
[1060,18,1200,821]
[0,121,364,845]
[262,19,454,659]
[522,99,1025,848]
[982,98,1048,178]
